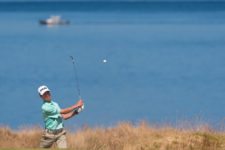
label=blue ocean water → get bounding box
[0,1,225,129]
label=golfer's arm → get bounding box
[60,104,80,114]
[61,111,78,120]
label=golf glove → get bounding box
[75,104,84,113]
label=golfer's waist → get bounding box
[45,128,64,134]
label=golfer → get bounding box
[38,85,84,149]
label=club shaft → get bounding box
[70,56,81,99]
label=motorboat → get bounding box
[39,16,70,25]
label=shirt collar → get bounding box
[43,100,52,103]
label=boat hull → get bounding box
[39,20,70,25]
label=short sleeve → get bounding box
[42,103,60,118]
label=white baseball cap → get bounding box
[38,85,50,96]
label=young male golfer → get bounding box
[38,85,84,148]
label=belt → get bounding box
[45,128,64,134]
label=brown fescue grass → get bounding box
[0,122,225,150]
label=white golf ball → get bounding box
[103,59,107,63]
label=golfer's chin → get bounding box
[44,99,51,102]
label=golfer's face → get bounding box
[42,91,51,101]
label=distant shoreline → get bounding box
[0,0,225,3]
[0,1,224,12]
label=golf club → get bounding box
[70,56,81,100]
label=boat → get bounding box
[39,16,70,25]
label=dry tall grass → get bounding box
[0,122,225,150]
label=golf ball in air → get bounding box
[103,59,107,63]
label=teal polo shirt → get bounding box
[42,101,64,130]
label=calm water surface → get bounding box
[0,2,225,129]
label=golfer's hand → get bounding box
[76,99,84,107]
